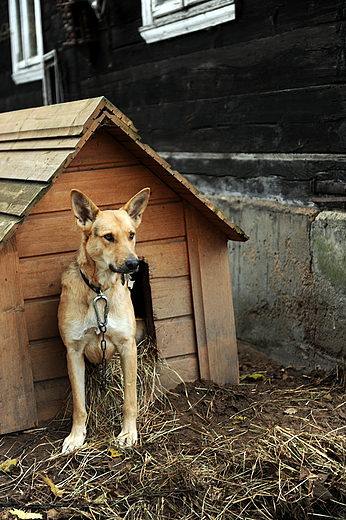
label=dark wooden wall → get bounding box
[1,0,346,198]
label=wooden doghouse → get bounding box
[0,97,248,435]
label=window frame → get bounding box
[8,0,44,84]
[139,0,235,44]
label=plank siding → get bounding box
[0,237,37,433]
[15,141,198,419]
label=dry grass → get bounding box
[0,341,346,520]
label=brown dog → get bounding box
[58,188,150,454]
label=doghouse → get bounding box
[0,97,248,435]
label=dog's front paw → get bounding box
[117,428,138,448]
[61,430,86,454]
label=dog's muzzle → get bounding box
[109,257,139,274]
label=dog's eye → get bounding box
[103,233,114,242]
[129,231,135,241]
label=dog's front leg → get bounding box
[62,346,87,454]
[117,338,138,447]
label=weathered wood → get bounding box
[151,277,193,321]
[20,239,188,300]
[34,378,71,422]
[30,339,67,382]
[158,355,199,390]
[0,136,80,151]
[155,316,197,359]
[0,236,37,433]
[25,298,60,342]
[0,149,71,182]
[31,165,179,215]
[184,202,239,385]
[102,24,343,107]
[127,82,346,155]
[64,129,140,170]
[0,214,22,248]
[20,253,75,300]
[138,239,189,279]
[16,202,186,258]
[0,179,48,216]
[0,97,103,141]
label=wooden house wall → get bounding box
[1,0,346,204]
[15,129,199,420]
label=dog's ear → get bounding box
[122,188,150,227]
[71,190,100,231]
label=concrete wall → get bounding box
[184,177,346,371]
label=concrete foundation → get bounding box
[185,184,346,371]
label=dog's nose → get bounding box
[125,257,139,271]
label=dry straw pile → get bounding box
[0,339,346,520]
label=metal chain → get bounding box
[93,294,109,390]
[100,325,107,390]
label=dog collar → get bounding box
[79,269,103,294]
[79,269,126,293]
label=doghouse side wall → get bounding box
[0,236,37,433]
[15,129,200,420]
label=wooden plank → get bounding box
[0,136,80,151]
[0,179,48,217]
[20,239,188,300]
[184,202,239,385]
[0,97,103,141]
[138,239,189,280]
[0,236,37,434]
[30,339,67,382]
[30,164,179,215]
[25,298,59,342]
[16,212,79,258]
[183,205,210,381]
[0,214,22,247]
[20,253,74,300]
[151,276,192,321]
[64,129,140,170]
[0,149,71,182]
[34,377,71,423]
[16,202,186,258]
[158,355,199,390]
[155,316,197,359]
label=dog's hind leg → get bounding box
[62,347,87,454]
[117,338,138,447]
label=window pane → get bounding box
[155,0,172,6]
[27,0,37,58]
[14,0,23,61]
[153,0,182,17]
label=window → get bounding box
[139,0,235,44]
[8,0,44,84]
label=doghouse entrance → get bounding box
[130,260,155,341]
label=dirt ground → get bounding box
[0,342,346,519]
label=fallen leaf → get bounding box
[0,459,18,473]
[232,416,247,424]
[300,467,318,480]
[108,447,122,458]
[239,373,265,382]
[39,474,64,497]
[284,408,298,415]
[312,481,333,500]
[9,510,42,519]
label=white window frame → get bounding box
[8,0,44,84]
[139,0,235,44]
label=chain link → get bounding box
[93,295,109,390]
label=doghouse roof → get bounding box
[0,97,248,250]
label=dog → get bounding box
[58,187,150,454]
